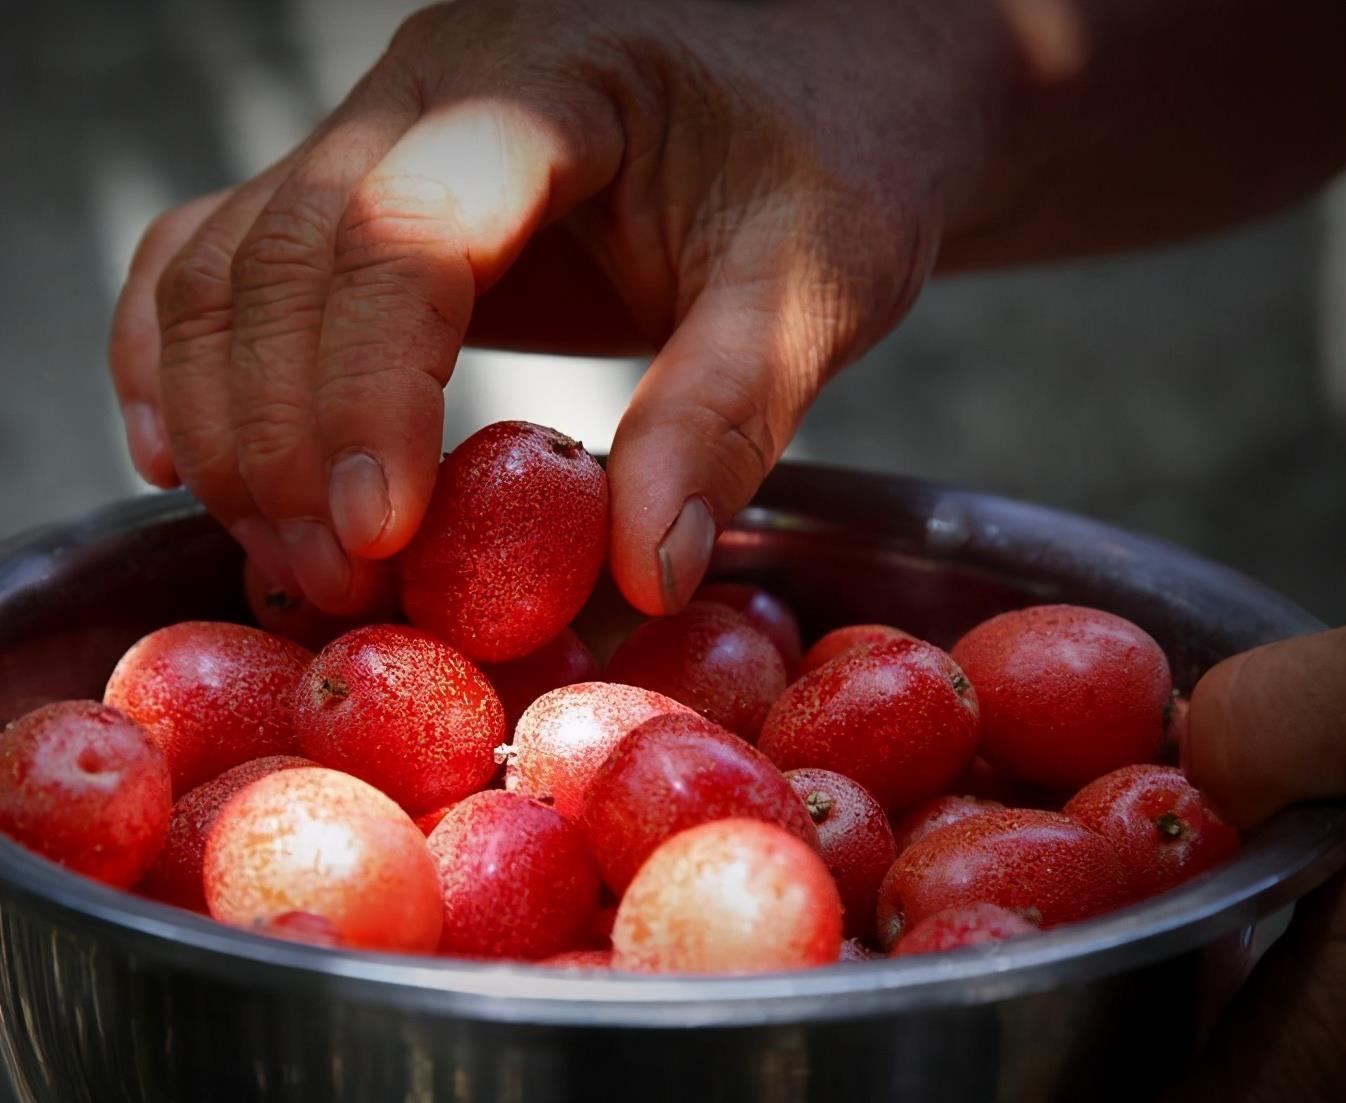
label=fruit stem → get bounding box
[319,677,350,701]
[950,671,971,697]
[493,743,519,767]
[264,587,298,611]
[1155,811,1188,839]
[805,791,835,823]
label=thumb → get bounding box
[1185,627,1346,828]
[607,213,932,616]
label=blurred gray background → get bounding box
[3,0,1344,625]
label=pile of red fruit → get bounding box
[0,421,1239,973]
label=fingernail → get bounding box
[278,520,352,609]
[230,517,295,590]
[124,401,168,479]
[657,496,716,614]
[329,452,391,553]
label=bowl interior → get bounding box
[0,468,1340,1026]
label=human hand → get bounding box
[107,0,1008,613]
[1175,626,1346,1101]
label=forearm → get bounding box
[940,0,1346,269]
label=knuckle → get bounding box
[164,419,233,483]
[233,398,309,471]
[156,233,234,328]
[231,199,334,293]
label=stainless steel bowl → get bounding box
[0,465,1341,1103]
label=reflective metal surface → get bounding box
[0,467,1341,1102]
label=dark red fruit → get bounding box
[399,421,609,663]
[582,713,817,895]
[428,790,600,960]
[606,602,787,741]
[875,809,1134,949]
[104,621,311,796]
[244,556,400,651]
[759,638,980,809]
[140,754,313,911]
[1064,764,1239,897]
[0,701,170,887]
[891,795,1006,856]
[259,911,341,947]
[205,767,442,952]
[612,818,842,973]
[944,756,1033,805]
[799,624,917,677]
[694,582,803,669]
[892,903,1038,957]
[294,625,504,814]
[952,604,1172,789]
[413,805,455,836]
[1164,694,1189,763]
[480,628,600,732]
[785,768,897,940]
[504,682,694,820]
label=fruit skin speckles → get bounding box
[892,903,1039,957]
[1064,764,1239,898]
[0,700,171,888]
[759,638,980,810]
[952,604,1171,790]
[798,624,917,678]
[293,625,504,815]
[104,621,312,797]
[875,808,1134,950]
[612,818,842,974]
[398,421,609,663]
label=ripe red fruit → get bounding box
[140,754,313,911]
[891,795,1006,856]
[540,948,614,970]
[694,582,803,669]
[413,805,455,836]
[799,624,917,677]
[399,421,608,663]
[875,809,1134,949]
[428,790,600,960]
[759,638,980,809]
[582,713,818,895]
[951,604,1172,789]
[259,911,341,947]
[785,768,897,940]
[204,767,442,952]
[0,701,170,887]
[605,602,787,741]
[944,756,1034,806]
[504,682,694,820]
[293,625,504,814]
[480,628,601,733]
[892,903,1038,957]
[1064,764,1239,897]
[612,818,843,973]
[104,622,311,796]
[244,557,400,651]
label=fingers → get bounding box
[607,209,932,616]
[1168,872,1346,1103]
[109,190,231,487]
[1185,627,1346,828]
[299,93,623,581]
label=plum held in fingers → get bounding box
[951,604,1171,790]
[694,582,803,670]
[427,790,600,961]
[399,421,608,663]
[605,602,787,741]
[503,682,694,821]
[759,638,980,809]
[582,713,817,895]
[204,767,441,953]
[140,754,313,911]
[480,628,601,734]
[892,903,1039,957]
[244,557,400,652]
[875,809,1133,950]
[785,768,896,940]
[612,818,842,974]
[0,701,171,888]
[294,625,504,815]
[104,621,311,796]
[1064,764,1239,898]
